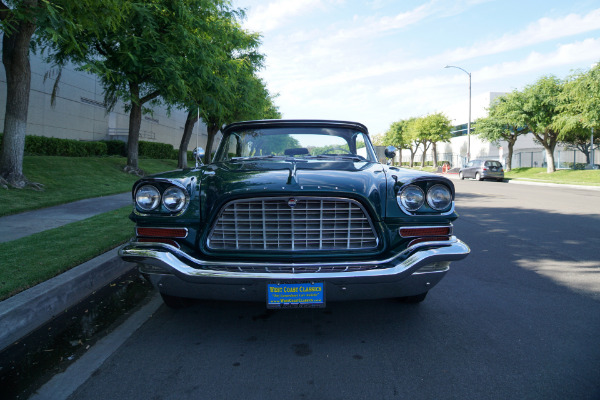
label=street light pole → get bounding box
[445,65,471,162]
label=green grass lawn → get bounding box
[0,156,178,217]
[0,156,178,299]
[0,206,134,300]
[505,168,600,186]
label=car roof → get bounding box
[222,119,370,135]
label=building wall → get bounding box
[402,133,589,168]
[0,45,210,151]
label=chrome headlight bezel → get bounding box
[162,186,188,213]
[398,184,425,212]
[133,180,191,216]
[426,184,453,211]
[395,179,455,216]
[135,185,161,211]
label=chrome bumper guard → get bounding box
[118,237,470,284]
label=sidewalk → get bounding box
[0,192,131,243]
[0,192,134,352]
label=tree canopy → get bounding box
[1,0,122,188]
[384,62,600,173]
[473,91,527,171]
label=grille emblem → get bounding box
[288,198,297,208]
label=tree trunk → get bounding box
[204,123,220,164]
[544,145,556,173]
[126,82,142,172]
[506,139,515,172]
[420,142,431,168]
[532,132,558,173]
[0,6,37,189]
[432,142,438,168]
[125,83,160,174]
[178,110,199,169]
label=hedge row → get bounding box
[0,134,193,160]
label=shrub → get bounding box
[101,140,127,156]
[139,140,175,159]
[1,134,188,160]
[24,135,107,157]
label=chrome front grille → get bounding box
[207,197,378,252]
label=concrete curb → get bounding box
[0,249,134,352]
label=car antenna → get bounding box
[195,107,200,168]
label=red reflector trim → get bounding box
[137,238,180,248]
[408,236,450,247]
[136,227,188,238]
[399,226,451,237]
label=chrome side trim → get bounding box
[396,200,455,217]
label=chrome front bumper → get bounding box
[119,237,470,301]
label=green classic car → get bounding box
[119,119,470,308]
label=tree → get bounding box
[383,120,412,165]
[403,118,421,167]
[554,63,600,165]
[560,127,599,164]
[176,11,264,168]
[0,0,113,188]
[46,0,239,174]
[419,112,452,167]
[473,91,527,171]
[556,63,600,132]
[520,76,564,173]
[198,68,277,164]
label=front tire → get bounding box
[398,292,428,304]
[459,171,464,180]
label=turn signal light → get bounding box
[136,227,188,238]
[399,226,451,237]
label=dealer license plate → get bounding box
[267,281,325,309]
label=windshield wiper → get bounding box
[230,155,286,162]
[308,154,365,162]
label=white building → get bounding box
[400,92,591,169]
[0,45,209,151]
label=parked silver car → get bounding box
[459,159,504,181]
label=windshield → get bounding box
[213,126,378,163]
[485,161,502,167]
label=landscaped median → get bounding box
[0,206,134,300]
[401,165,600,187]
[0,156,178,217]
[504,167,600,186]
[0,156,180,298]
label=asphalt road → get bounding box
[40,180,600,400]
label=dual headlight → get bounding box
[398,183,452,213]
[135,184,188,213]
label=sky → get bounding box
[231,0,600,137]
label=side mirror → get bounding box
[384,146,396,164]
[193,147,205,167]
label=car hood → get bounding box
[199,160,388,222]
